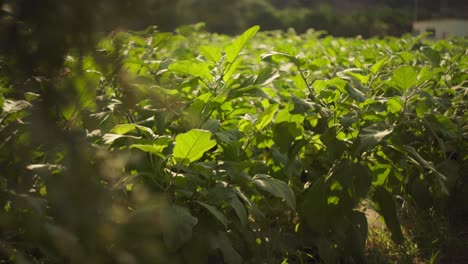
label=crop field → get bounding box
[1,24,467,263]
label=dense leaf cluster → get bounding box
[1,25,467,263]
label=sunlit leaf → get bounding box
[254,104,278,131]
[169,60,212,81]
[173,129,217,165]
[224,25,260,63]
[392,66,417,91]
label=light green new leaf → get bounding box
[169,60,212,81]
[254,104,278,132]
[199,45,222,63]
[252,174,296,210]
[110,124,137,135]
[392,66,417,91]
[224,25,260,63]
[196,201,228,228]
[102,134,140,144]
[110,124,155,138]
[370,58,388,74]
[173,129,217,165]
[130,137,172,158]
[386,97,403,114]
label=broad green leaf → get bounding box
[110,124,155,137]
[252,174,295,210]
[199,45,222,63]
[399,145,448,183]
[392,66,417,91]
[370,58,388,74]
[386,97,403,114]
[196,201,228,228]
[169,60,212,81]
[301,178,329,233]
[345,83,366,102]
[223,59,240,82]
[213,231,243,264]
[102,133,140,144]
[358,125,393,151]
[421,47,440,66]
[254,104,279,131]
[290,96,313,114]
[426,114,458,139]
[398,51,414,64]
[110,124,137,135]
[228,196,248,227]
[372,187,404,244]
[224,25,260,63]
[130,145,165,159]
[254,68,280,86]
[173,129,217,165]
[160,205,198,250]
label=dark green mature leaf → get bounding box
[160,205,198,250]
[372,187,404,244]
[213,231,243,264]
[196,201,228,229]
[252,174,295,210]
[173,129,217,165]
[421,47,441,66]
[358,125,393,151]
[228,196,248,227]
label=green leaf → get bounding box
[372,187,404,244]
[421,47,440,66]
[392,66,417,91]
[290,96,313,114]
[110,124,155,137]
[228,196,248,227]
[160,205,198,250]
[110,124,137,135]
[224,25,260,63]
[370,58,388,74]
[213,231,243,264]
[345,83,366,102]
[199,45,222,63]
[254,104,279,132]
[386,97,403,114]
[358,125,393,151]
[169,60,212,81]
[252,174,295,210]
[196,201,228,228]
[254,68,280,86]
[102,133,141,144]
[173,129,217,165]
